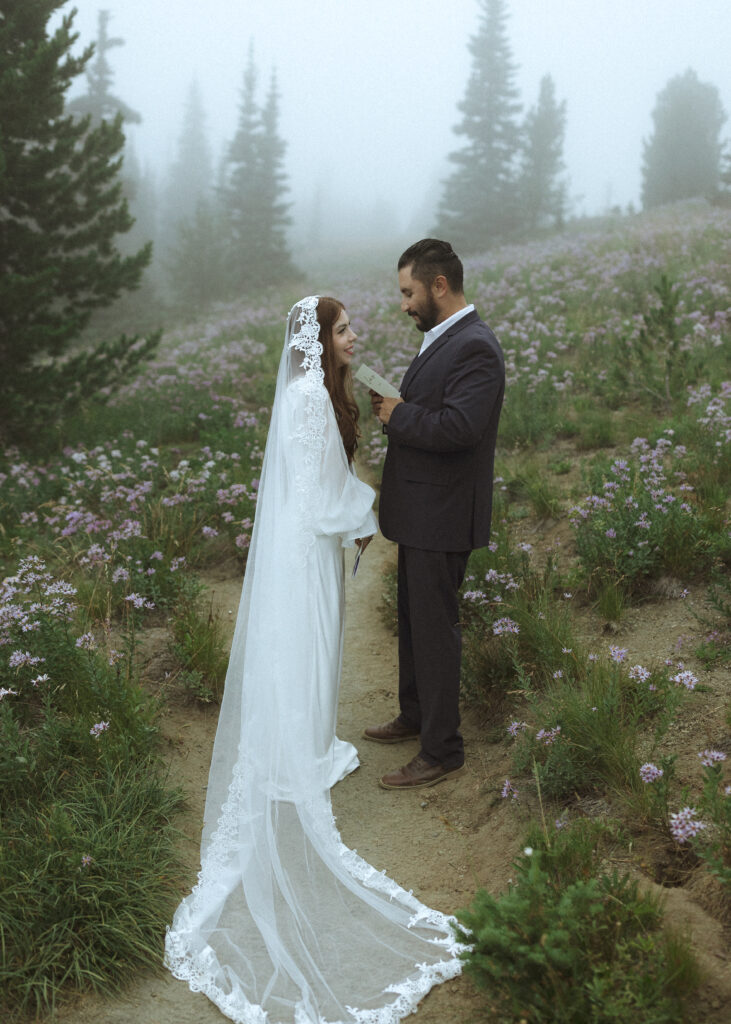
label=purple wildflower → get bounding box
[501,779,518,800]
[639,763,664,783]
[669,806,706,844]
[507,720,528,737]
[697,750,727,767]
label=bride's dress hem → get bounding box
[164,801,467,1024]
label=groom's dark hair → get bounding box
[398,238,464,294]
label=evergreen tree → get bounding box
[221,47,294,291]
[167,199,228,312]
[518,74,567,231]
[66,9,141,126]
[256,72,294,279]
[435,0,522,251]
[642,68,726,209]
[162,79,213,252]
[0,1,155,436]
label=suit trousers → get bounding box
[396,544,470,769]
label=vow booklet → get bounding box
[354,363,401,398]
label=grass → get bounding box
[0,762,184,1018]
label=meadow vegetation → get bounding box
[1,201,729,1020]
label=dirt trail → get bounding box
[51,530,516,1024]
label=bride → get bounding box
[164,296,465,1024]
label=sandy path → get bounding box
[50,530,505,1024]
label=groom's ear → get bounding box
[431,274,449,300]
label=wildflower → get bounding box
[698,750,726,767]
[536,725,561,745]
[588,652,598,662]
[202,525,219,538]
[609,645,628,663]
[492,617,520,636]
[75,632,97,651]
[679,588,689,599]
[628,664,651,682]
[108,649,125,666]
[555,816,569,831]
[669,806,706,844]
[235,534,251,550]
[31,673,49,686]
[672,669,698,690]
[523,847,533,856]
[517,542,533,552]
[111,567,130,583]
[170,556,186,571]
[562,647,572,654]
[0,687,19,700]
[562,592,573,599]
[506,720,528,737]
[124,593,155,610]
[605,528,617,539]
[501,778,518,800]
[9,649,44,668]
[639,763,664,783]
[552,669,563,679]
[90,720,110,738]
[81,854,94,868]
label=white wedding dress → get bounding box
[164,298,464,1024]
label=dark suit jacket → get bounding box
[378,309,504,552]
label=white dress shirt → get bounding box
[418,304,475,356]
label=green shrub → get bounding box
[455,822,700,1023]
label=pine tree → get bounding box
[221,47,294,291]
[256,72,294,280]
[435,0,522,251]
[66,9,141,127]
[0,1,155,436]
[162,80,213,251]
[519,74,567,231]
[642,68,727,209]
[167,199,228,312]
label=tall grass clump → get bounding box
[510,650,692,801]
[459,540,576,714]
[0,556,183,1015]
[169,574,231,703]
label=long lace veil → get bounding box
[165,298,465,1024]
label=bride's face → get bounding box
[331,308,357,368]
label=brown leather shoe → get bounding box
[379,755,465,790]
[362,717,420,744]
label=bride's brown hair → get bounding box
[317,297,360,462]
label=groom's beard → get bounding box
[409,294,439,333]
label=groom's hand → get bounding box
[373,396,403,425]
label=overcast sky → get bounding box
[58,0,730,242]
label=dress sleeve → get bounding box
[286,381,377,545]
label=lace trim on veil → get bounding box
[288,296,328,541]
[164,759,466,1024]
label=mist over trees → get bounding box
[0,0,156,438]
[642,68,727,209]
[436,0,568,251]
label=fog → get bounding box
[58,0,730,254]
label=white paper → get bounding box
[354,363,401,399]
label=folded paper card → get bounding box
[354,363,401,398]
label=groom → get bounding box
[365,238,504,790]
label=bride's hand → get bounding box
[355,536,373,553]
